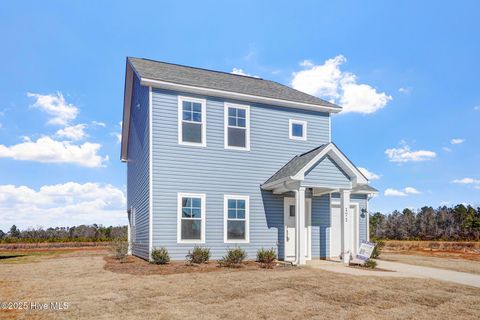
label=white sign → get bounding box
[356,240,376,261]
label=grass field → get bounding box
[379,240,480,274]
[1,248,480,319]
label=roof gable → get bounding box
[262,143,369,190]
[303,155,351,188]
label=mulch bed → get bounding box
[104,255,292,276]
[348,265,393,272]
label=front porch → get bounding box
[261,143,378,265]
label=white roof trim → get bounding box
[140,77,342,114]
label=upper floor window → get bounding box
[177,193,206,243]
[224,195,249,243]
[178,96,206,147]
[224,103,250,150]
[289,119,307,141]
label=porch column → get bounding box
[340,189,351,264]
[295,187,306,265]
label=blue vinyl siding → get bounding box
[151,88,331,260]
[311,194,331,258]
[127,75,150,260]
[302,155,351,189]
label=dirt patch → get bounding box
[380,252,480,275]
[104,255,289,275]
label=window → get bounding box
[224,103,250,150]
[178,96,206,146]
[289,205,295,217]
[289,119,307,141]
[224,195,249,243]
[177,193,205,243]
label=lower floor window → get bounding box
[178,193,205,242]
[224,195,249,242]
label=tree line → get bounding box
[370,204,480,241]
[0,224,127,243]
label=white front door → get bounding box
[329,205,342,259]
[284,197,311,261]
[330,204,359,259]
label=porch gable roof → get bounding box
[261,142,373,191]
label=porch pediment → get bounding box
[261,143,373,193]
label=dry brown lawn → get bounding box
[1,249,480,319]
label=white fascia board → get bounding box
[140,77,342,114]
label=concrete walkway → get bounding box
[305,259,480,288]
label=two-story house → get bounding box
[121,57,377,265]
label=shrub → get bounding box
[256,248,276,268]
[111,238,128,263]
[371,239,385,259]
[151,247,170,264]
[186,246,211,264]
[364,259,377,269]
[218,247,246,267]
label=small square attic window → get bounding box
[289,119,307,141]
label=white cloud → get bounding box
[450,138,465,145]
[55,124,87,141]
[385,142,436,162]
[384,188,407,197]
[91,121,106,127]
[112,121,122,143]
[474,106,480,111]
[398,87,411,94]
[27,92,78,126]
[0,182,126,229]
[291,55,392,114]
[384,187,420,196]
[358,167,380,180]
[231,68,260,78]
[404,187,421,194]
[451,178,480,184]
[442,147,452,152]
[0,136,107,167]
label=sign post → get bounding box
[355,240,376,263]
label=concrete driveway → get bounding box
[306,259,480,288]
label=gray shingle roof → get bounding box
[128,57,340,109]
[263,144,330,186]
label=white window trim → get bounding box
[289,119,307,141]
[177,193,206,244]
[178,96,207,147]
[223,195,250,243]
[224,102,250,151]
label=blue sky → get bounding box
[0,0,479,230]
